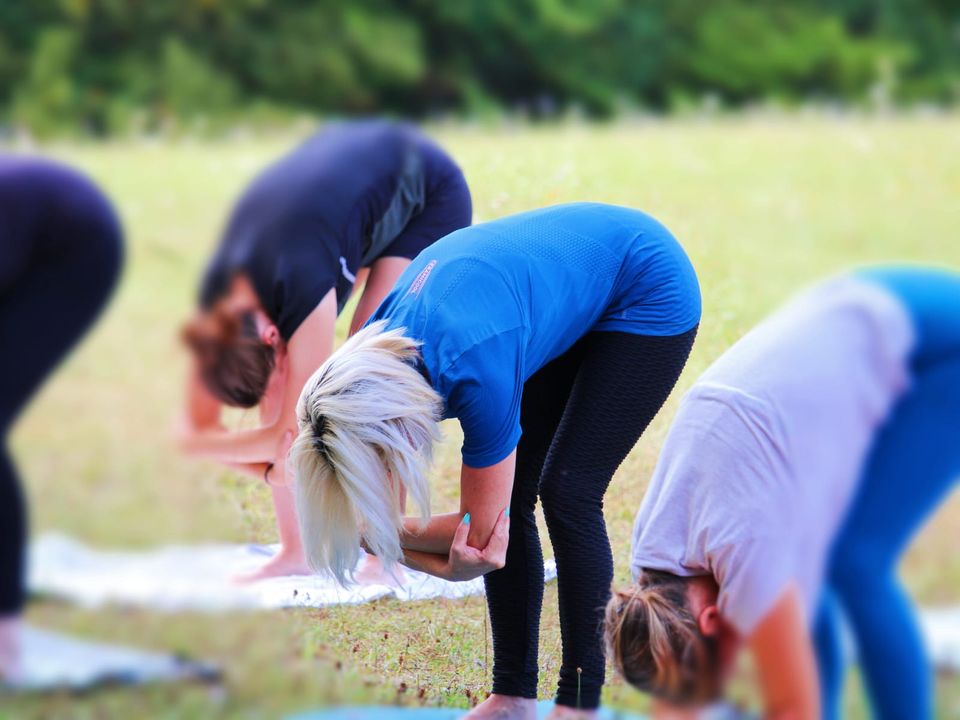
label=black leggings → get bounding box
[0,158,123,615]
[483,328,697,708]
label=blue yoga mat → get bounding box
[289,702,644,719]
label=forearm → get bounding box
[182,422,288,464]
[348,257,410,336]
[349,292,381,336]
[185,368,222,429]
[752,587,820,720]
[400,512,462,554]
[400,549,451,579]
[764,698,818,720]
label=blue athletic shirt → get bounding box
[367,202,701,468]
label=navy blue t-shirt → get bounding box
[367,202,701,467]
[200,121,459,340]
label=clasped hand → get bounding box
[443,509,510,581]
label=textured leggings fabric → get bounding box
[815,267,960,720]
[0,158,123,615]
[483,327,697,708]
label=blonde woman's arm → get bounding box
[400,451,516,554]
[401,509,510,581]
[749,585,820,720]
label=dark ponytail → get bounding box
[183,308,276,408]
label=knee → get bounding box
[539,472,577,519]
[828,536,890,602]
[539,471,605,531]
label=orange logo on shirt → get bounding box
[409,260,437,296]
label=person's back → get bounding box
[225,121,409,247]
[632,273,914,632]
[299,201,702,716]
[371,201,701,383]
[201,120,423,318]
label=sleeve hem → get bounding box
[723,578,791,637]
[461,427,522,469]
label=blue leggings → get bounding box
[814,267,960,720]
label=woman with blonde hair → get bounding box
[178,120,471,580]
[291,202,701,718]
[605,267,960,719]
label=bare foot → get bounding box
[232,548,313,584]
[0,616,22,684]
[355,554,406,586]
[546,706,598,719]
[464,694,537,719]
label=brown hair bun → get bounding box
[604,570,721,705]
[183,307,276,408]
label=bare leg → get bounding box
[234,484,399,584]
[234,483,312,582]
[355,554,406,586]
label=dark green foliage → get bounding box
[0,0,956,135]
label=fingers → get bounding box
[450,512,471,550]
[481,508,510,569]
[494,506,510,539]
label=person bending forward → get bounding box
[179,121,471,581]
[606,266,960,720]
[291,202,701,717]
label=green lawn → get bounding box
[5,115,960,719]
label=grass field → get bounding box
[5,115,960,719]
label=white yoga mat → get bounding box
[3,625,219,693]
[919,607,960,671]
[26,535,960,674]
[28,533,557,612]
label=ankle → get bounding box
[276,542,304,558]
[0,616,22,675]
[487,694,535,704]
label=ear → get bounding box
[260,322,281,348]
[697,603,723,637]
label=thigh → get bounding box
[0,159,55,294]
[513,338,589,495]
[861,267,960,367]
[540,328,697,499]
[833,355,960,567]
[0,237,121,430]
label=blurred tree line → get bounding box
[1,0,957,136]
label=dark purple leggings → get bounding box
[484,327,697,708]
[0,157,123,615]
